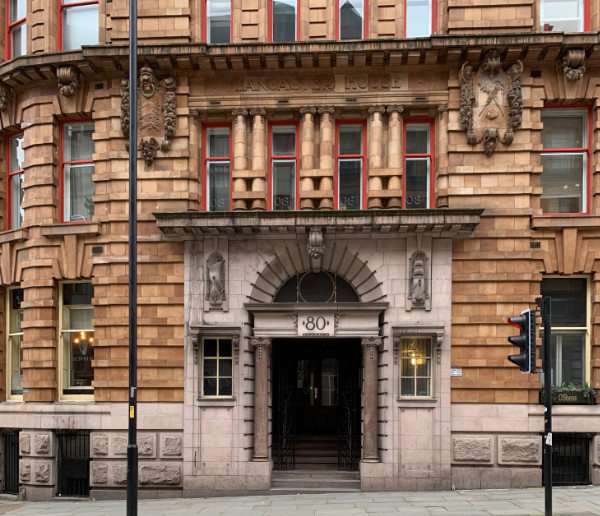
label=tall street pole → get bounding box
[127,0,138,511]
[537,296,552,516]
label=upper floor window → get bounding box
[203,125,231,211]
[206,0,231,43]
[61,121,95,223]
[336,122,365,210]
[404,121,434,209]
[60,282,94,396]
[7,0,26,59]
[7,132,24,230]
[270,0,298,41]
[7,287,24,398]
[406,0,435,37]
[269,123,298,210]
[541,108,589,214]
[59,0,99,50]
[541,277,588,387]
[540,0,589,31]
[399,336,432,397]
[337,0,365,40]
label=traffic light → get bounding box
[507,309,536,374]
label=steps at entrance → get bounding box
[270,469,361,494]
[294,435,338,469]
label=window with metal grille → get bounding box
[3,430,20,495]
[57,431,90,497]
[549,433,591,485]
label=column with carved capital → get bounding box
[361,336,382,462]
[367,106,385,209]
[250,108,267,210]
[318,107,335,210]
[251,337,272,461]
[232,109,248,211]
[299,107,317,210]
[387,106,404,209]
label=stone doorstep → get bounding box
[270,469,361,493]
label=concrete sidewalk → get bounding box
[1,486,599,516]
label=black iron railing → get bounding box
[550,433,591,486]
[3,430,19,494]
[57,431,91,497]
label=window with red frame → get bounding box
[7,132,24,229]
[404,121,434,209]
[540,0,590,31]
[336,122,365,210]
[204,126,231,211]
[269,123,298,210]
[541,108,590,214]
[270,0,298,42]
[205,0,231,43]
[61,121,95,222]
[337,0,365,40]
[59,0,98,50]
[406,0,436,37]
[7,0,26,59]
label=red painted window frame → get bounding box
[403,119,435,209]
[335,120,367,210]
[541,104,591,216]
[268,0,301,42]
[6,131,24,230]
[6,0,26,60]
[268,121,300,211]
[404,0,437,37]
[57,0,99,51]
[202,0,233,43]
[201,123,232,212]
[59,119,94,223]
[540,0,591,31]
[334,0,368,40]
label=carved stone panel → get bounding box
[406,236,432,311]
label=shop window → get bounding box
[399,336,432,397]
[60,282,94,396]
[404,121,434,209]
[269,123,298,210]
[206,0,231,43]
[336,122,365,210]
[337,0,365,39]
[203,125,231,211]
[405,0,435,37]
[7,132,24,230]
[61,121,95,223]
[541,277,588,387]
[270,0,298,41]
[541,108,590,214]
[540,0,589,31]
[7,0,26,59]
[59,0,99,50]
[201,337,233,397]
[7,288,24,398]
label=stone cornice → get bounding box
[153,209,483,239]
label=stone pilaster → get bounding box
[299,107,317,210]
[361,336,382,463]
[367,106,386,209]
[386,105,404,209]
[249,108,267,210]
[232,108,248,211]
[251,337,272,461]
[318,107,335,210]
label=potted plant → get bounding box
[539,382,598,405]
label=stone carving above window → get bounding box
[406,236,432,311]
[562,48,586,82]
[459,49,523,157]
[206,252,226,307]
[57,65,80,98]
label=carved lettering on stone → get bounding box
[453,437,492,462]
[92,434,109,456]
[500,438,540,463]
[91,462,108,484]
[20,433,31,455]
[34,462,50,483]
[34,434,50,455]
[162,435,182,456]
[139,464,182,485]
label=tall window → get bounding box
[7,0,26,59]
[541,108,589,214]
[404,121,434,209]
[61,282,94,395]
[337,0,364,39]
[206,0,231,43]
[400,337,432,397]
[336,123,365,210]
[541,278,588,387]
[7,288,24,398]
[269,124,298,210]
[61,121,95,222]
[7,133,24,229]
[204,126,231,211]
[59,0,99,50]
[201,337,233,397]
[406,0,435,37]
[540,0,588,31]
[271,0,297,41]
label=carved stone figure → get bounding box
[207,253,225,306]
[562,48,586,82]
[411,258,426,304]
[408,250,429,309]
[57,65,80,98]
[120,80,130,147]
[0,84,10,111]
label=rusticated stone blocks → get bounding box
[19,433,31,455]
[161,435,183,457]
[453,436,493,463]
[33,433,52,455]
[92,434,109,456]
[499,437,541,464]
[139,464,182,485]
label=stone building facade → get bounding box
[0,0,598,501]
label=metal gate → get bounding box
[3,430,19,494]
[57,431,90,497]
[551,433,591,485]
